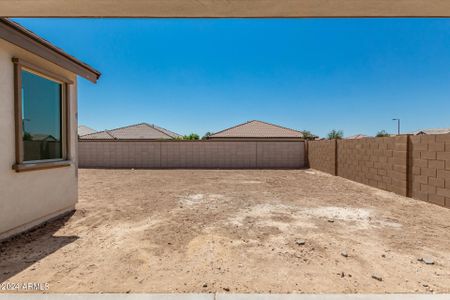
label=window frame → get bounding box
[12,57,73,172]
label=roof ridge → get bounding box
[81,130,104,138]
[411,127,450,134]
[80,126,119,138]
[252,120,304,134]
[141,123,174,138]
[104,130,116,139]
[210,120,254,137]
[80,122,181,139]
[151,124,182,138]
[79,129,114,139]
[210,120,303,137]
[107,122,147,132]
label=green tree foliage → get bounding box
[300,130,318,141]
[183,133,200,140]
[23,131,32,141]
[376,130,390,137]
[327,129,344,140]
[202,132,213,140]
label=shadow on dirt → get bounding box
[0,211,78,283]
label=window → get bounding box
[13,58,72,171]
[22,70,63,161]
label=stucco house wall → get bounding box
[0,39,79,240]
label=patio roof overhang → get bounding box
[0,0,449,17]
[0,18,101,83]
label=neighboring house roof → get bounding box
[80,123,182,140]
[345,134,369,139]
[82,131,115,140]
[0,18,100,83]
[411,128,450,135]
[78,125,96,136]
[209,120,304,139]
[26,133,57,141]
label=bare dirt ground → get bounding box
[1,169,450,293]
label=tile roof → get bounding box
[345,134,369,139]
[209,120,304,139]
[411,128,450,135]
[29,133,57,141]
[78,125,96,136]
[80,123,182,140]
[81,130,115,140]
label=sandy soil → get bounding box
[1,169,450,293]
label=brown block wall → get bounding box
[307,134,450,208]
[337,136,408,196]
[79,140,305,169]
[307,140,336,175]
[409,134,450,208]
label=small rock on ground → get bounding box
[372,274,383,281]
[295,240,306,246]
[418,258,435,265]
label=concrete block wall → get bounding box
[307,139,336,175]
[78,141,161,168]
[160,141,257,168]
[409,134,450,208]
[257,141,305,168]
[308,134,450,208]
[337,136,408,196]
[79,140,305,169]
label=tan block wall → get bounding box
[161,142,257,168]
[79,140,305,169]
[410,134,450,208]
[257,141,304,168]
[307,140,336,175]
[337,136,408,196]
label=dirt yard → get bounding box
[1,169,450,293]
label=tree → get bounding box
[23,131,32,141]
[327,129,344,140]
[202,132,213,140]
[376,130,390,137]
[300,130,318,141]
[183,133,200,140]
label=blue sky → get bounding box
[14,18,450,137]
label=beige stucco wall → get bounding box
[0,39,78,240]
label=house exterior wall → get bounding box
[0,39,78,239]
[79,140,305,169]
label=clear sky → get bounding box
[14,18,450,138]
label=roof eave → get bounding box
[0,18,100,83]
